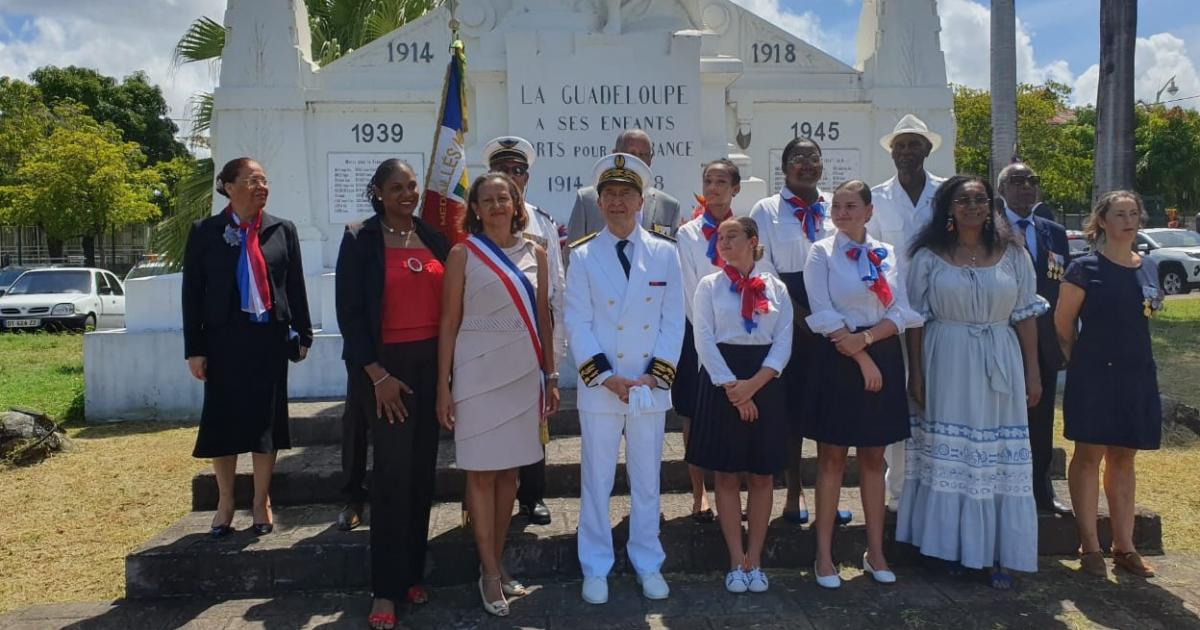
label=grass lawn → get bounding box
[0,301,1199,614]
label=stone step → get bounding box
[191,433,1070,510]
[286,390,684,446]
[128,482,1161,598]
[194,432,1069,510]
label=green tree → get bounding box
[158,0,436,266]
[1135,105,1200,218]
[149,156,197,218]
[954,82,1094,213]
[1,112,161,266]
[0,78,52,188]
[28,66,188,164]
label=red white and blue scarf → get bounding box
[227,207,272,323]
[783,192,826,242]
[723,265,769,333]
[700,211,726,267]
[463,234,545,410]
[845,243,895,308]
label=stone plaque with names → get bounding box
[327,152,424,224]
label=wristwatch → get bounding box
[862,330,874,346]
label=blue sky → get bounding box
[1,0,1198,124]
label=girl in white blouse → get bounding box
[686,216,793,594]
[803,180,924,589]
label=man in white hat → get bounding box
[866,114,945,511]
[564,153,684,605]
[566,129,681,241]
[483,135,567,526]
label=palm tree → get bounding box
[990,0,1017,186]
[154,0,437,266]
[1092,0,1137,200]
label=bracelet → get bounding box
[544,371,560,380]
[372,373,391,387]
[863,330,874,346]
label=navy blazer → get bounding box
[181,210,313,358]
[335,215,450,369]
[1030,213,1070,371]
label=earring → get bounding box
[946,215,955,232]
[984,214,993,230]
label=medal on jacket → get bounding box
[1142,285,1162,318]
[1047,252,1064,280]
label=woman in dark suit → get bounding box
[336,159,449,630]
[182,157,312,537]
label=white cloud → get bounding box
[937,0,1075,89]
[0,0,227,145]
[1073,33,1200,108]
[730,0,832,54]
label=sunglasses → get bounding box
[1006,174,1040,187]
[952,196,992,207]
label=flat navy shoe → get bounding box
[252,523,274,535]
[782,509,809,524]
[210,525,233,539]
[835,509,853,525]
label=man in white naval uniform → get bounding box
[483,136,567,526]
[565,153,684,605]
[864,114,945,511]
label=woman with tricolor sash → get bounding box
[802,180,923,589]
[686,216,793,594]
[436,173,559,618]
[183,157,313,538]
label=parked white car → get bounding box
[0,267,126,331]
[1136,228,1200,295]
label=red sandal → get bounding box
[406,585,429,605]
[366,611,396,629]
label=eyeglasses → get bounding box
[494,166,528,177]
[952,196,992,207]
[1006,174,1041,187]
[236,176,269,187]
[786,154,822,166]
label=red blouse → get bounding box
[381,247,444,344]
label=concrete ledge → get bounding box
[127,483,1161,598]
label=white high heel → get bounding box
[478,575,509,617]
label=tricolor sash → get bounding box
[227,207,272,323]
[463,234,545,412]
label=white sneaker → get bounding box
[746,567,769,593]
[581,576,608,604]
[724,568,749,593]
[637,572,670,600]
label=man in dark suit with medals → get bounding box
[999,162,1071,515]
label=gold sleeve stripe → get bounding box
[578,353,613,386]
[647,357,676,388]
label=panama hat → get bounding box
[880,114,942,153]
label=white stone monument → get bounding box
[84,0,955,420]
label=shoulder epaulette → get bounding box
[532,205,554,221]
[569,232,599,248]
[647,230,676,243]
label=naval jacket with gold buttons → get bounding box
[564,225,685,414]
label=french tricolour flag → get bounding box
[420,38,470,244]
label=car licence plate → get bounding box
[4,319,39,328]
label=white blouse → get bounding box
[678,214,777,321]
[748,188,834,274]
[804,232,924,335]
[692,266,794,385]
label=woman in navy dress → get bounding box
[1055,190,1162,579]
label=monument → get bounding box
[84,0,955,420]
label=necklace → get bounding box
[381,217,414,236]
[957,242,984,267]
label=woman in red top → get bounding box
[335,159,449,630]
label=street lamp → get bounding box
[1156,76,1180,103]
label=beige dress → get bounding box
[452,238,544,471]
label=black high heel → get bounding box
[210,524,233,538]
[252,522,274,535]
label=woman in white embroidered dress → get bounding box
[898,175,1046,590]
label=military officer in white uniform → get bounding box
[864,114,945,511]
[483,135,567,526]
[564,153,685,605]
